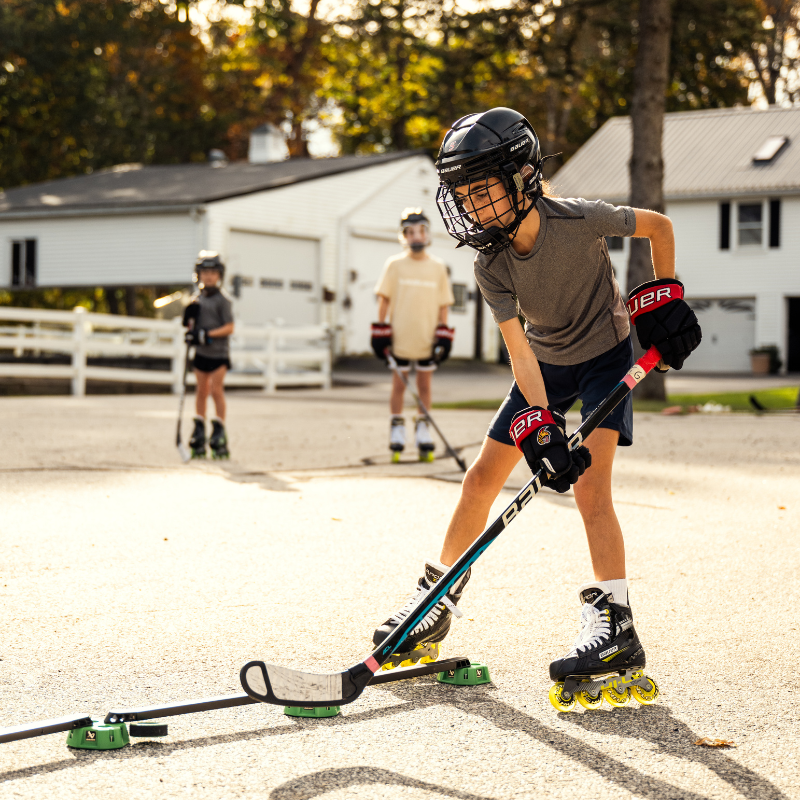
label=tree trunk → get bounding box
[626,0,673,401]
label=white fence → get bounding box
[0,307,331,395]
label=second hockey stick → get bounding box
[240,345,663,708]
[386,353,468,472]
[175,345,192,463]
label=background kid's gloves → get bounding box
[182,302,200,328]
[627,278,701,370]
[433,325,455,363]
[185,328,210,346]
[371,322,392,361]
[509,406,591,493]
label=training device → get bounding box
[239,346,664,709]
[435,107,543,254]
[386,353,467,471]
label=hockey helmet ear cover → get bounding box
[627,278,702,371]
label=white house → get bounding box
[0,150,498,360]
[552,105,800,373]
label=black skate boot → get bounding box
[209,418,229,460]
[189,416,206,459]
[548,584,659,712]
[372,561,470,671]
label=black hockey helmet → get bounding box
[193,250,225,285]
[400,207,430,229]
[435,107,543,254]
[399,207,431,252]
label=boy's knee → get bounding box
[462,461,497,497]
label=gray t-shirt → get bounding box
[474,196,636,365]
[194,289,234,359]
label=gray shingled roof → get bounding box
[551,106,800,203]
[0,152,423,215]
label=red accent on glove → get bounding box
[509,408,556,451]
[435,324,455,341]
[371,322,392,337]
[627,279,684,324]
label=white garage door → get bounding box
[227,230,320,326]
[686,298,755,373]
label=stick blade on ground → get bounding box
[240,660,372,707]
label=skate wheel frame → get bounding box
[552,670,659,712]
[391,451,402,463]
[436,661,491,686]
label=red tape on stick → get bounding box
[639,346,662,374]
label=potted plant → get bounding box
[749,345,782,375]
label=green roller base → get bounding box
[284,705,340,719]
[66,718,129,750]
[436,661,492,686]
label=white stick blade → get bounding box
[177,443,191,463]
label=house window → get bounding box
[452,282,468,313]
[737,203,763,246]
[605,236,624,251]
[11,239,37,287]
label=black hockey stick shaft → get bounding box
[175,345,191,448]
[368,345,663,671]
[387,354,468,471]
[239,346,662,707]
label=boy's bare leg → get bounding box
[440,437,522,565]
[572,428,625,580]
[209,366,227,421]
[194,370,210,417]
[390,370,406,415]
[415,369,432,412]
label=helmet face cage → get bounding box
[436,166,542,255]
[399,208,431,250]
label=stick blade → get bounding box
[240,660,371,707]
[177,442,191,463]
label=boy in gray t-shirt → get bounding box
[182,251,235,459]
[371,108,701,708]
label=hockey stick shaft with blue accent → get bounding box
[240,345,663,707]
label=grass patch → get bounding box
[433,386,799,413]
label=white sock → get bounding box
[427,558,451,573]
[597,578,628,607]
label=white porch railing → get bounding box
[0,307,331,395]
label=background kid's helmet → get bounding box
[435,107,543,255]
[399,207,431,251]
[192,251,225,285]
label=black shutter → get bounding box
[719,202,730,249]
[769,199,781,248]
[11,241,21,286]
[25,239,36,286]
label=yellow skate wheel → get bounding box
[549,682,577,712]
[602,684,631,707]
[391,451,401,463]
[419,643,440,663]
[576,688,604,710]
[419,451,435,463]
[631,676,660,705]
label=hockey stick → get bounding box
[386,353,468,472]
[175,345,192,463]
[240,345,663,708]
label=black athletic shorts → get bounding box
[487,336,635,448]
[392,355,437,372]
[192,354,231,373]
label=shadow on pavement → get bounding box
[269,766,498,799]
[0,680,786,800]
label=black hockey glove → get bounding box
[185,327,210,347]
[432,325,454,363]
[627,279,702,371]
[182,302,200,328]
[509,406,591,493]
[371,322,392,361]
